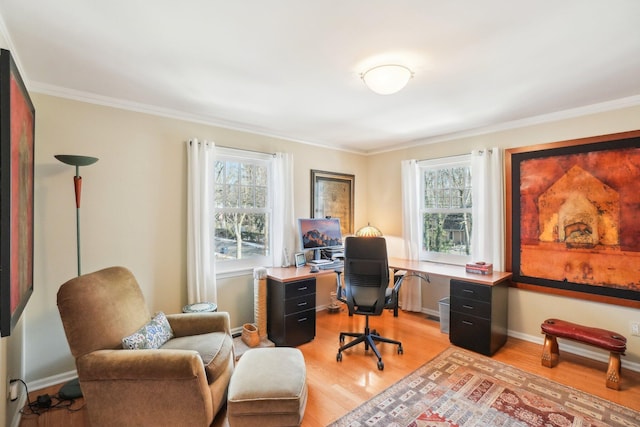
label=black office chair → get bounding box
[335,261,404,317]
[336,236,403,370]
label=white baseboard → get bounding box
[27,370,78,394]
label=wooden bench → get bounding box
[541,318,627,390]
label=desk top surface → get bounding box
[267,258,512,285]
[266,265,337,282]
[388,257,512,286]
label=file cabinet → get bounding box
[267,277,316,346]
[449,278,508,356]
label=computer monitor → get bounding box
[297,217,343,262]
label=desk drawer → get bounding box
[284,308,316,346]
[450,296,491,319]
[449,311,491,355]
[284,279,316,299]
[451,279,491,303]
[284,293,315,314]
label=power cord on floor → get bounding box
[12,378,85,417]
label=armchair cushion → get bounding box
[161,331,234,383]
[122,312,174,349]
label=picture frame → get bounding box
[0,49,35,336]
[505,130,640,308]
[310,169,354,236]
[294,252,306,268]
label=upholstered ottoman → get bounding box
[228,347,307,427]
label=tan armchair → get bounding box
[57,266,234,426]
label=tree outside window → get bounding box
[420,156,472,264]
[214,153,272,267]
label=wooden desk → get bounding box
[266,266,337,283]
[388,257,512,356]
[388,257,511,286]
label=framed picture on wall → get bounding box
[310,169,354,236]
[0,49,36,336]
[506,130,640,308]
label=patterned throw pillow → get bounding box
[122,312,174,349]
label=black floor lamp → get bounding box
[55,154,99,399]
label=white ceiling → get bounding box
[1,1,639,154]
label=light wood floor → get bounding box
[20,308,640,427]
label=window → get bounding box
[214,148,272,272]
[419,154,472,264]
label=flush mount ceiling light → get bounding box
[361,64,413,95]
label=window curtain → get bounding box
[400,159,422,312]
[186,139,217,304]
[271,152,295,267]
[471,148,505,271]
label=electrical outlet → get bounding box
[631,321,640,337]
[8,380,19,401]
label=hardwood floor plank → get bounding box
[20,307,640,427]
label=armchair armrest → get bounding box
[77,349,215,426]
[166,311,231,337]
[78,349,206,381]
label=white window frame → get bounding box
[214,147,273,274]
[418,154,472,265]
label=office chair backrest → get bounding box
[343,236,389,315]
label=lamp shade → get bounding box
[355,223,383,237]
[361,65,413,95]
[55,155,99,167]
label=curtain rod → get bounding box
[417,148,493,163]
[217,145,276,157]
[188,140,276,157]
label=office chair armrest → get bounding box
[166,311,231,337]
[393,271,429,293]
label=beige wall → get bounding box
[367,105,640,365]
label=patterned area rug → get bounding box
[328,347,640,427]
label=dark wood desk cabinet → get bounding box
[267,276,316,346]
[449,278,509,356]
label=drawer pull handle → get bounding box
[297,317,308,322]
[463,305,474,310]
[297,286,308,291]
[297,302,308,307]
[463,289,474,294]
[462,320,474,326]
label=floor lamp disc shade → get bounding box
[55,154,99,167]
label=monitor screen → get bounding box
[298,218,343,251]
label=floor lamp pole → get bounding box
[55,154,98,400]
[74,166,82,276]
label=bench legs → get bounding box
[541,334,558,368]
[606,352,622,390]
[541,334,622,390]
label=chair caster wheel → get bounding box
[339,335,345,344]
[337,352,342,362]
[377,360,384,370]
[398,346,404,355]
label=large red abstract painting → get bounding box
[1,49,35,336]
[507,131,640,307]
